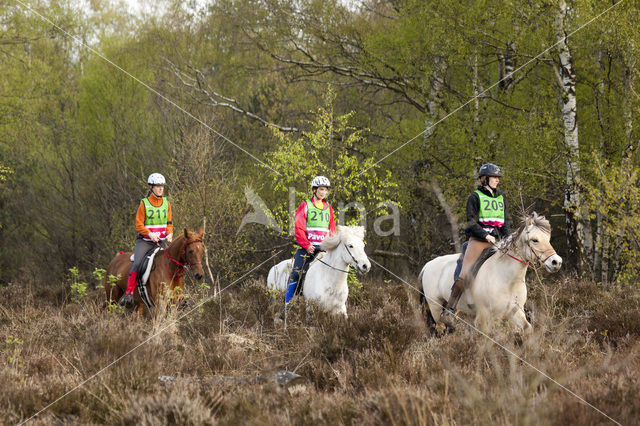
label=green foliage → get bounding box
[93,267,106,289]
[68,267,88,304]
[265,87,398,228]
[583,155,640,284]
[3,335,28,382]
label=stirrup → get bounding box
[119,294,134,309]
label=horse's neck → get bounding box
[489,244,528,284]
[323,246,349,270]
[171,237,188,256]
[316,247,349,288]
[164,238,186,273]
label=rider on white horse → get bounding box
[284,176,337,306]
[440,163,512,326]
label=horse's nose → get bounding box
[361,263,370,273]
[195,273,203,281]
[547,255,562,272]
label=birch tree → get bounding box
[553,0,592,272]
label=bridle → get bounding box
[497,226,556,267]
[315,242,361,274]
[164,238,203,280]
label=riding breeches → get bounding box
[130,239,158,273]
[459,238,492,282]
[285,247,319,303]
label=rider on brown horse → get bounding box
[440,163,512,326]
[119,173,174,308]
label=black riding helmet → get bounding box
[478,163,503,177]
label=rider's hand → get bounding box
[166,233,173,243]
[306,245,315,254]
[486,235,496,244]
[149,232,160,243]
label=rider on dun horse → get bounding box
[440,163,512,327]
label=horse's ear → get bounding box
[525,216,533,227]
[197,226,204,238]
[184,228,189,239]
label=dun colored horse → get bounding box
[105,228,205,312]
[420,213,562,334]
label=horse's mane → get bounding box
[321,225,365,250]
[502,212,551,252]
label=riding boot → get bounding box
[119,271,138,309]
[124,271,138,295]
[440,277,465,327]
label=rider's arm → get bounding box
[166,201,174,236]
[294,202,312,250]
[499,195,512,237]
[464,192,489,240]
[135,201,150,237]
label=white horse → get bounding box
[267,259,292,292]
[270,225,371,316]
[420,213,562,333]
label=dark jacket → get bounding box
[464,185,512,240]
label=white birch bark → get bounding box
[554,0,593,271]
[423,57,447,140]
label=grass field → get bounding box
[1,273,639,425]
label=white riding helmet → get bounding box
[311,176,331,189]
[147,173,166,186]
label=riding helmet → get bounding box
[147,173,166,185]
[478,163,503,178]
[311,176,331,189]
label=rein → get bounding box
[495,228,557,267]
[315,242,358,274]
[164,238,203,280]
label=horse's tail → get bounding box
[417,263,427,306]
[267,265,276,290]
[417,263,438,334]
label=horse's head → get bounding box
[321,225,371,273]
[513,213,562,273]
[183,227,205,280]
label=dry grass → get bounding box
[1,274,639,424]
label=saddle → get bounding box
[129,246,162,308]
[452,241,495,284]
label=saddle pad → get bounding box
[138,247,161,308]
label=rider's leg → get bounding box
[120,239,155,308]
[285,248,309,304]
[293,247,319,295]
[453,241,468,282]
[441,238,491,322]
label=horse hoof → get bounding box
[439,309,457,329]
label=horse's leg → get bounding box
[339,304,348,319]
[474,308,491,333]
[108,285,124,307]
[509,308,532,336]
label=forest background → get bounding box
[3,0,640,424]
[1,0,639,288]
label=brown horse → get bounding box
[105,228,205,312]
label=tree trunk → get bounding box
[554,0,593,273]
[423,57,446,140]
